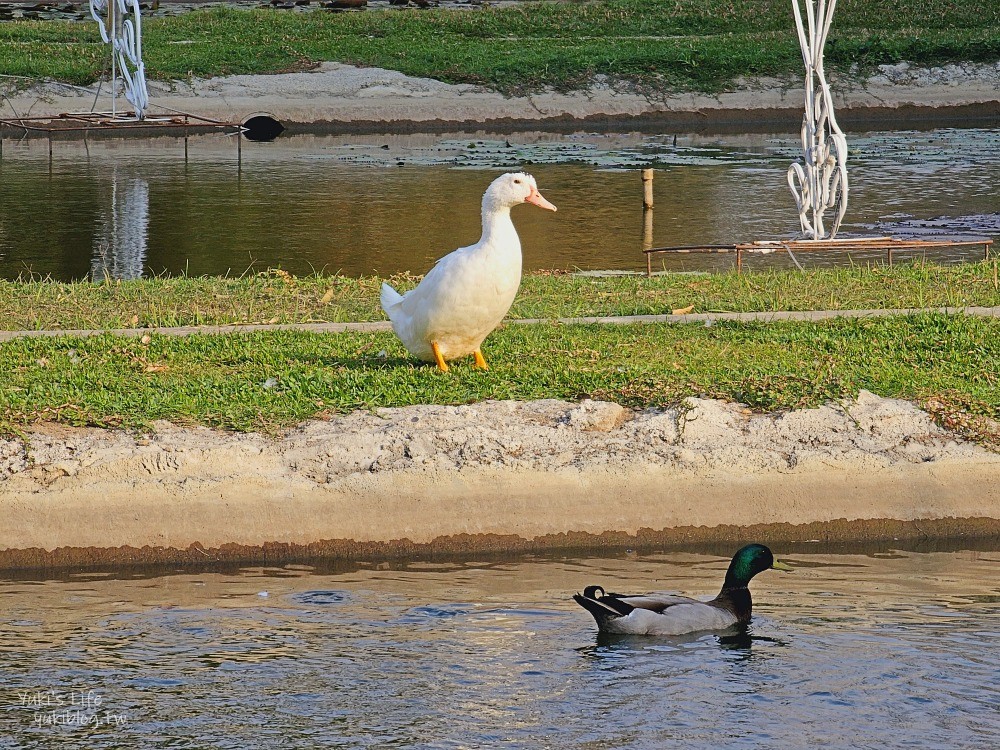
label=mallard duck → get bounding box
[380,172,557,372]
[574,544,793,636]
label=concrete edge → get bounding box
[4,451,999,570]
[1,306,998,342]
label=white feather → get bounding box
[602,597,739,636]
[380,173,554,363]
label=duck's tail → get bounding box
[380,282,403,319]
[573,586,634,631]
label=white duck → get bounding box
[380,172,556,372]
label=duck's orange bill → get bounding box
[525,187,557,211]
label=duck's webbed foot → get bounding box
[473,350,489,370]
[431,341,449,373]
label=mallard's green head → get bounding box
[723,544,792,589]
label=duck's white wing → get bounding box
[392,239,520,360]
[398,244,477,317]
[574,587,737,636]
[618,600,738,636]
[381,247,468,314]
[381,244,476,359]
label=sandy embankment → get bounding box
[4,61,999,129]
[1,391,997,568]
[2,61,998,568]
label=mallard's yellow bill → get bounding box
[771,560,794,572]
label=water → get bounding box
[0,127,997,281]
[1,543,998,747]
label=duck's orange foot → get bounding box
[473,350,489,370]
[431,341,449,373]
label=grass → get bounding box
[1,314,997,448]
[0,0,997,93]
[0,263,997,444]
[0,262,996,331]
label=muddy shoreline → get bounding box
[4,62,998,133]
[2,393,998,570]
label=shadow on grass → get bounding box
[316,353,496,373]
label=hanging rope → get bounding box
[88,0,149,120]
[787,0,848,240]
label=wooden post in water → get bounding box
[641,169,654,271]
[641,168,654,209]
[642,206,654,260]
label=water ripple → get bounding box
[1,547,998,747]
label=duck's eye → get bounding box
[513,179,521,184]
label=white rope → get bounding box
[787,0,848,240]
[88,0,149,120]
[780,242,806,271]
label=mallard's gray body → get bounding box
[574,544,791,636]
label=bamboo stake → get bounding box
[641,168,654,209]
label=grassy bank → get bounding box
[1,314,997,447]
[0,263,996,331]
[0,0,997,93]
[1,265,997,445]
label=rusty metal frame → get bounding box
[645,237,995,276]
[0,111,243,135]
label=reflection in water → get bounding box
[91,168,149,281]
[0,127,996,281]
[580,626,785,660]
[0,546,998,747]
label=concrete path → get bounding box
[0,306,998,342]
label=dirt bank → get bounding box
[1,391,997,569]
[5,62,998,130]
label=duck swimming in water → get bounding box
[380,172,557,372]
[574,544,793,636]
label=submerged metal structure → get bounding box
[638,1,992,272]
[787,0,849,240]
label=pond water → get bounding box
[0,126,997,281]
[1,542,998,747]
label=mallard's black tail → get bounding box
[573,586,635,630]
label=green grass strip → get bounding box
[0,0,997,93]
[1,314,997,440]
[0,263,997,331]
